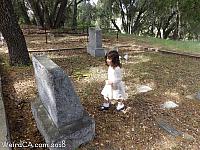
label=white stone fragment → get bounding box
[137,85,152,93]
[161,101,178,109]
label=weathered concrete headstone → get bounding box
[87,27,106,57]
[31,55,95,150]
[0,77,11,150]
[0,32,4,45]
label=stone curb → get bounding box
[144,47,200,59]
[0,76,11,150]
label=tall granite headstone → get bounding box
[87,27,106,57]
[0,32,4,45]
[31,55,95,150]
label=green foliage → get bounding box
[78,1,97,27]
[11,0,200,40]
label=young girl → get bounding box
[100,50,127,111]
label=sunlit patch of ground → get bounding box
[25,34,87,51]
[13,78,36,99]
[164,90,181,102]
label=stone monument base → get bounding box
[87,46,106,57]
[195,92,200,100]
[31,98,95,150]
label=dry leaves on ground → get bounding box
[0,30,200,150]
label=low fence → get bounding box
[22,26,119,44]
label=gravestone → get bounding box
[31,55,95,150]
[136,85,152,93]
[195,92,200,100]
[161,101,178,109]
[0,32,4,45]
[87,27,106,57]
[156,118,182,137]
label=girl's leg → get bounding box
[116,99,125,111]
[102,96,110,107]
[99,97,110,111]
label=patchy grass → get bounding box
[1,31,200,150]
[133,35,200,54]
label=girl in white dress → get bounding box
[99,50,127,111]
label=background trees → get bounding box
[1,0,200,65]
[95,0,200,40]
[4,0,200,45]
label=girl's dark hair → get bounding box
[105,50,121,68]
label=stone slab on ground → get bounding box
[161,101,179,109]
[156,118,182,137]
[195,92,200,100]
[136,85,152,93]
[32,98,95,150]
[186,93,200,101]
[0,77,11,150]
[158,49,200,58]
[156,118,195,142]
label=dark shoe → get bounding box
[99,105,110,111]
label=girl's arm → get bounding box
[110,67,122,84]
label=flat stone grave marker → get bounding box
[156,118,195,141]
[161,101,178,109]
[156,118,182,137]
[186,92,200,101]
[136,85,152,93]
[32,55,95,150]
[195,92,200,100]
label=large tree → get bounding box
[0,0,30,66]
[26,0,69,29]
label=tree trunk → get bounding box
[162,11,176,35]
[111,19,121,33]
[163,22,176,39]
[41,1,52,28]
[72,0,78,32]
[49,0,59,27]
[71,0,84,32]
[119,0,128,33]
[131,11,143,34]
[156,22,162,38]
[54,0,68,28]
[0,0,30,66]
[19,0,31,24]
[172,2,180,40]
[27,0,44,27]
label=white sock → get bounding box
[116,103,124,110]
[103,102,110,107]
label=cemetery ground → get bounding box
[1,30,200,150]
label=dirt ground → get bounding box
[1,29,200,150]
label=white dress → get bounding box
[101,66,127,100]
